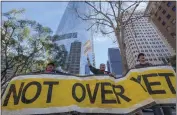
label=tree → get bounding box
[73,1,150,74]
[1,9,65,96]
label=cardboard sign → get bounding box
[2,66,176,115]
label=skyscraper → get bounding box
[145,1,176,52]
[107,61,111,72]
[54,2,95,75]
[85,64,90,75]
[68,41,81,74]
[123,12,175,69]
[108,48,123,77]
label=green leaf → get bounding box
[22,27,30,38]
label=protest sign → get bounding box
[2,66,176,115]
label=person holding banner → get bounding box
[135,53,173,115]
[135,53,152,68]
[44,62,63,74]
[87,56,115,78]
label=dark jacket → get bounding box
[135,62,152,68]
[89,65,110,75]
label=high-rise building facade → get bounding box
[85,64,90,75]
[145,1,176,52]
[108,48,123,77]
[54,2,95,75]
[123,12,175,69]
[68,41,81,74]
[107,61,111,72]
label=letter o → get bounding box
[72,83,86,102]
[21,81,41,104]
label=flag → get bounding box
[84,40,92,56]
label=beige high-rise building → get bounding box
[145,1,176,52]
[123,12,175,69]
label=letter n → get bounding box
[3,82,24,106]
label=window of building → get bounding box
[171,32,176,38]
[165,49,168,51]
[167,1,172,7]
[158,17,161,21]
[162,21,166,26]
[149,59,152,61]
[172,6,176,12]
[162,10,166,14]
[166,14,171,19]
[172,19,176,24]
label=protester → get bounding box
[135,53,152,68]
[87,57,115,78]
[45,62,56,73]
[134,53,173,115]
[44,62,63,74]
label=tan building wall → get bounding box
[145,1,176,52]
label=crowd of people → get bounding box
[36,52,174,115]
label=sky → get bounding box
[2,1,118,69]
[2,1,147,69]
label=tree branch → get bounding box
[109,1,117,22]
[124,3,140,26]
[101,30,114,35]
[125,14,150,26]
[85,1,116,30]
[87,22,97,31]
[96,21,112,28]
[122,2,138,13]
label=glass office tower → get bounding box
[55,2,95,75]
[108,48,123,78]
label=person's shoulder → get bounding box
[147,62,153,66]
[135,64,140,68]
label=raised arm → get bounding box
[87,56,98,74]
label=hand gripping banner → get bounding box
[2,66,176,115]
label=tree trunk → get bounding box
[115,27,129,75]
